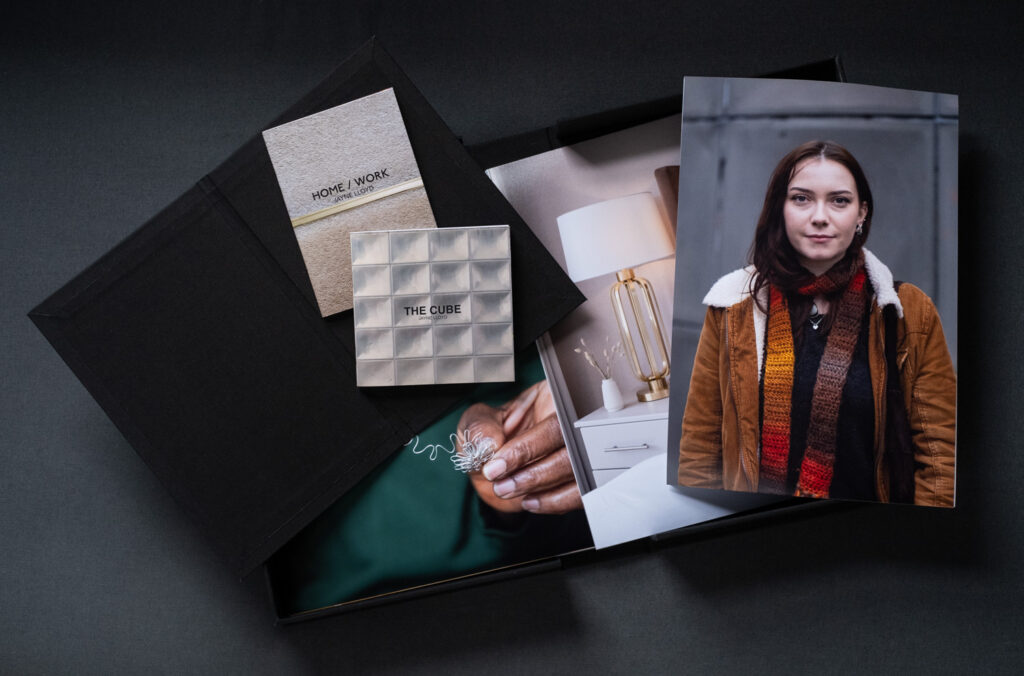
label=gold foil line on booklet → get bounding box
[290,177,425,228]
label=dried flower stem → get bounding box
[573,336,625,380]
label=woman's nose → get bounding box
[811,201,828,225]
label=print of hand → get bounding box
[457,381,583,514]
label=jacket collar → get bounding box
[702,248,903,314]
[702,248,903,379]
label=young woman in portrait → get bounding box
[677,140,956,506]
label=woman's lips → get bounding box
[807,234,834,242]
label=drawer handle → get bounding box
[603,443,650,452]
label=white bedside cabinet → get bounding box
[573,397,670,487]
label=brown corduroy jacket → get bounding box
[677,250,956,507]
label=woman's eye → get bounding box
[790,194,808,203]
[833,197,851,206]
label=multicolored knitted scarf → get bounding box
[759,252,869,498]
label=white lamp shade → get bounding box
[556,192,675,282]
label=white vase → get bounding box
[601,378,625,412]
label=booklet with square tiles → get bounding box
[351,225,514,386]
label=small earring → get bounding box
[856,222,864,236]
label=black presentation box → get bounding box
[30,38,843,620]
[29,39,585,581]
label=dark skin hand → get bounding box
[457,381,583,515]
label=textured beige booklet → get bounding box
[263,88,437,316]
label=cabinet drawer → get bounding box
[580,418,667,470]
[591,468,626,487]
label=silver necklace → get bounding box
[809,302,824,331]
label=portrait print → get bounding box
[667,77,958,506]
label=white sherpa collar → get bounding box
[701,248,904,380]
[702,248,903,317]
[862,249,903,317]
[702,266,756,308]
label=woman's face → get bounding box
[783,158,868,276]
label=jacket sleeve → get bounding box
[678,306,725,488]
[902,288,957,507]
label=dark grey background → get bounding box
[2,1,1020,673]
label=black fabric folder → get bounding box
[29,39,585,578]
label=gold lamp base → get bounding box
[637,376,669,402]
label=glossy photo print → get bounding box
[667,77,958,507]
